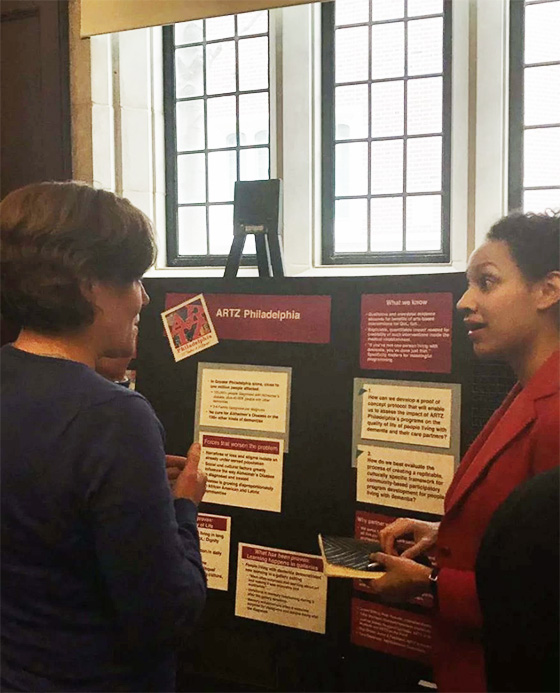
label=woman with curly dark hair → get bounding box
[369,211,560,692]
[1,182,207,692]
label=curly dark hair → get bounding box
[0,181,156,333]
[486,210,560,282]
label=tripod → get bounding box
[224,179,285,278]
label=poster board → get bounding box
[136,274,474,692]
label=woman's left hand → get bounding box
[369,552,432,603]
[165,454,186,488]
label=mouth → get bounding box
[464,320,486,338]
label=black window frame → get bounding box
[163,19,271,268]
[508,0,560,212]
[321,0,453,265]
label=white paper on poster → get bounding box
[235,543,327,634]
[356,444,455,514]
[360,383,452,449]
[199,433,284,512]
[197,513,231,591]
[199,367,289,434]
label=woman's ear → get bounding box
[80,280,97,303]
[535,271,560,312]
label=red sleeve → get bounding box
[437,567,482,629]
[530,395,560,474]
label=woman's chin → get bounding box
[472,342,494,360]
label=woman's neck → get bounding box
[510,326,560,386]
[13,329,96,368]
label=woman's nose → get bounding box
[140,281,150,307]
[456,287,474,313]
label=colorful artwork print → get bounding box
[161,294,218,361]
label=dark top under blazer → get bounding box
[432,350,560,692]
[476,467,559,693]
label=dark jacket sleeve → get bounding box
[77,392,207,656]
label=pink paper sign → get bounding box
[351,598,432,664]
[166,293,331,344]
[360,292,453,373]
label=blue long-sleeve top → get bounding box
[1,345,207,692]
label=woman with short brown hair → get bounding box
[1,181,207,692]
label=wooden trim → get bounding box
[81,0,331,38]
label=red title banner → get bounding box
[198,515,228,531]
[166,293,331,344]
[242,546,323,572]
[202,435,280,456]
[360,292,453,373]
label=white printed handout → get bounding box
[235,544,327,634]
[198,364,290,436]
[356,445,455,514]
[360,383,452,448]
[197,513,231,591]
[199,433,284,512]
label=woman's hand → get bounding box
[379,518,440,558]
[165,454,186,488]
[369,552,432,603]
[168,443,207,505]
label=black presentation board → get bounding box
[137,273,472,693]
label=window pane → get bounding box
[168,11,271,266]
[370,197,403,251]
[238,11,268,36]
[207,96,237,149]
[407,0,443,17]
[523,189,560,213]
[239,92,269,145]
[371,0,404,22]
[334,198,368,252]
[524,127,560,187]
[209,204,234,254]
[407,76,442,135]
[205,15,235,41]
[176,100,205,152]
[177,153,206,203]
[408,17,443,76]
[406,195,441,250]
[175,46,203,98]
[175,21,203,46]
[178,206,207,255]
[525,1,560,65]
[206,41,236,95]
[208,150,236,202]
[336,84,369,140]
[406,136,442,192]
[239,37,269,91]
[371,22,405,79]
[336,142,369,196]
[371,81,404,137]
[336,26,369,83]
[370,140,404,194]
[240,148,269,180]
[524,66,560,127]
[244,234,257,255]
[335,0,369,26]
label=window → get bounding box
[163,1,454,269]
[321,0,452,264]
[163,12,271,266]
[509,0,560,212]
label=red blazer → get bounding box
[432,350,560,692]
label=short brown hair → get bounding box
[1,181,156,333]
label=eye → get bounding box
[478,274,496,291]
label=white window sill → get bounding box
[144,261,466,279]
